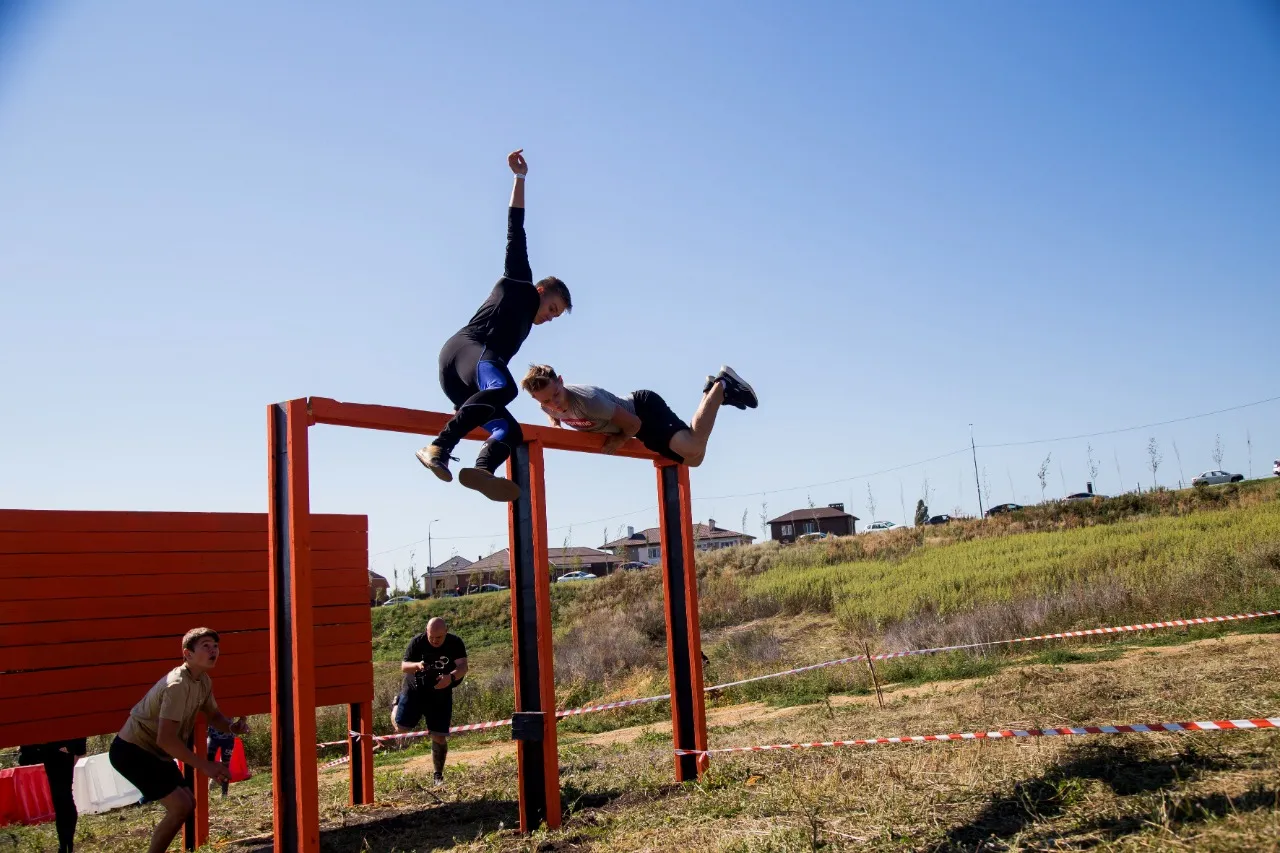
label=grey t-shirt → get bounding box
[542,384,636,433]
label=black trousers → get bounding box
[20,749,76,852]
[432,336,523,471]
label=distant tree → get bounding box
[1212,434,1224,470]
[1036,454,1052,504]
[759,500,769,537]
[1086,444,1100,491]
[914,499,929,527]
[865,483,877,522]
[1147,437,1163,488]
[980,468,992,512]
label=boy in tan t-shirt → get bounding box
[109,628,248,853]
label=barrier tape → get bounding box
[673,717,1280,756]
[314,607,1280,754]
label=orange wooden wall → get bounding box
[0,509,372,748]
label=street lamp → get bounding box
[427,518,440,597]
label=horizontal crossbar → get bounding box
[306,397,670,462]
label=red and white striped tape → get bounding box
[673,717,1280,756]
[314,607,1279,755]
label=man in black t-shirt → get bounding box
[416,149,573,503]
[394,617,469,784]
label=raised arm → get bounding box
[504,150,533,282]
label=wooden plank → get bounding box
[311,604,373,628]
[0,610,270,648]
[313,642,374,668]
[310,396,663,461]
[316,682,373,707]
[0,529,364,555]
[0,590,269,625]
[0,510,365,534]
[312,585,368,609]
[315,622,372,648]
[1,631,270,672]
[0,712,133,749]
[0,656,273,699]
[0,549,366,580]
[3,565,368,602]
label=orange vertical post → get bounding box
[655,462,709,780]
[182,717,208,850]
[506,440,562,831]
[268,399,321,853]
[348,701,375,805]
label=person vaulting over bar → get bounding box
[416,149,572,502]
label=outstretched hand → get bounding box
[508,149,528,176]
[601,435,628,455]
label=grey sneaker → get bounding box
[701,374,718,395]
[433,771,445,787]
[459,467,522,502]
[416,446,457,482]
[716,365,758,410]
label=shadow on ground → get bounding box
[937,741,1240,851]
[230,798,520,853]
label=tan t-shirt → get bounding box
[118,664,219,758]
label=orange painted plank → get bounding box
[0,529,365,555]
[0,712,132,749]
[0,609,270,648]
[3,567,368,602]
[312,585,368,609]
[3,551,366,580]
[0,590,269,625]
[309,396,663,461]
[315,682,373,707]
[313,642,375,668]
[315,622,373,648]
[2,631,269,672]
[311,604,372,628]
[0,549,366,580]
[0,657,273,699]
[0,510,364,534]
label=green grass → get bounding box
[744,499,1280,630]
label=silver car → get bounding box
[1192,470,1244,486]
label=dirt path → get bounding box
[408,631,1279,772]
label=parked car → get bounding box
[1062,492,1106,502]
[863,521,897,533]
[556,571,598,583]
[1192,470,1244,486]
[1274,459,1280,477]
[985,503,1023,517]
[796,532,830,542]
[380,596,416,607]
[479,583,508,593]
[440,589,461,598]
[925,514,953,525]
[618,562,649,571]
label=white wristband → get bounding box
[514,174,526,180]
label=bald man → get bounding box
[395,617,468,784]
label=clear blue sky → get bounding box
[2,1,1278,580]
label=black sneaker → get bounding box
[433,771,444,787]
[716,365,758,410]
[701,375,718,395]
[459,467,522,502]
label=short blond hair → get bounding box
[521,364,559,393]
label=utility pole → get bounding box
[427,518,440,597]
[969,424,984,518]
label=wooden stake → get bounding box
[863,642,884,710]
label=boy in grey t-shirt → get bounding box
[520,365,756,466]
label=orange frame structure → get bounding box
[268,397,709,851]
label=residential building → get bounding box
[601,519,755,565]
[466,547,622,581]
[425,555,475,594]
[768,504,859,543]
[367,570,389,605]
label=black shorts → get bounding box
[394,689,453,736]
[109,736,187,802]
[631,390,690,463]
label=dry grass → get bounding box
[9,630,1277,852]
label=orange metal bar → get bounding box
[307,397,661,461]
[183,717,208,850]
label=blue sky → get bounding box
[2,1,1278,580]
